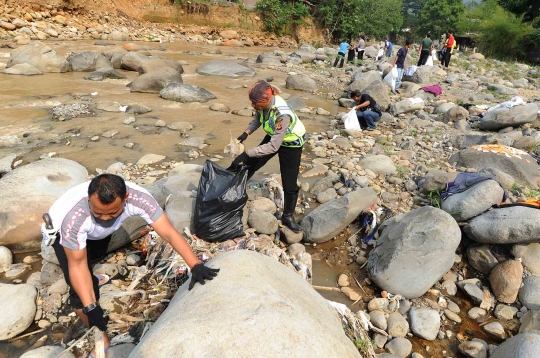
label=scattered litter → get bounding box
[223,132,245,157]
[470,144,528,159]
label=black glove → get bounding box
[86,305,108,331]
[189,263,220,290]
[229,152,249,171]
[237,132,248,143]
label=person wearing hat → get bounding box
[229,80,306,233]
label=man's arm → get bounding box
[355,100,371,111]
[150,213,201,269]
[64,247,96,307]
[246,116,290,158]
[244,114,261,135]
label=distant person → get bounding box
[417,33,433,66]
[350,90,381,131]
[357,35,366,61]
[391,39,412,95]
[443,31,456,68]
[347,38,356,64]
[384,37,393,57]
[334,40,350,68]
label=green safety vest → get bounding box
[259,95,306,148]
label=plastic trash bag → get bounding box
[193,160,248,242]
[384,67,398,89]
[425,52,434,66]
[375,48,384,61]
[343,108,361,131]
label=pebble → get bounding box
[444,309,462,323]
[468,307,487,320]
[482,321,506,339]
[337,274,349,287]
[123,117,136,125]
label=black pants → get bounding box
[443,49,452,68]
[417,50,430,66]
[245,135,302,197]
[334,52,345,68]
[53,235,112,309]
[357,50,364,61]
[347,49,356,63]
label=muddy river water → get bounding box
[0,40,336,173]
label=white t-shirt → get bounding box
[49,181,163,250]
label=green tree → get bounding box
[255,0,311,36]
[496,0,540,23]
[316,0,403,41]
[401,0,427,30]
[417,0,466,37]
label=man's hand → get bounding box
[86,305,108,331]
[237,132,248,143]
[189,263,220,290]
[230,152,249,170]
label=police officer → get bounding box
[229,80,306,233]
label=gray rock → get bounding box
[369,310,387,330]
[106,343,135,358]
[84,67,127,81]
[310,177,335,196]
[444,309,462,323]
[20,346,75,358]
[465,207,540,244]
[490,332,540,358]
[435,102,456,114]
[160,83,216,103]
[167,122,193,133]
[3,63,43,75]
[483,321,506,339]
[390,99,424,115]
[0,284,37,340]
[443,105,469,123]
[363,79,391,111]
[385,338,412,358]
[280,225,303,244]
[256,53,281,65]
[196,60,255,77]
[463,283,485,304]
[512,243,540,275]
[129,68,183,93]
[125,104,152,115]
[121,51,149,71]
[450,146,540,188]
[0,246,12,272]
[409,307,440,341]
[138,59,183,75]
[519,276,540,310]
[368,207,461,299]
[285,75,318,92]
[69,51,110,72]
[301,188,377,244]
[513,136,538,151]
[441,180,504,221]
[494,304,518,320]
[458,341,487,358]
[519,310,540,334]
[0,159,87,250]
[291,50,316,63]
[129,251,360,357]
[286,98,307,110]
[487,84,518,95]
[6,41,70,73]
[479,103,539,130]
[478,167,515,189]
[350,70,381,83]
[41,262,63,286]
[441,280,457,295]
[421,170,457,193]
[387,312,409,338]
[359,155,396,175]
[316,188,337,204]
[468,307,487,320]
[248,211,278,235]
[467,245,499,274]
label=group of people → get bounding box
[44,79,306,357]
[333,35,366,68]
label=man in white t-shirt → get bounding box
[48,174,219,357]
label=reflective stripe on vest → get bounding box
[259,96,306,148]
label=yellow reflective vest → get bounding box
[259,95,306,148]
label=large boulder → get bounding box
[256,53,282,66]
[368,207,461,299]
[464,207,540,245]
[138,58,184,75]
[359,155,396,175]
[519,310,540,335]
[3,63,42,75]
[363,80,391,110]
[196,60,255,77]
[84,68,127,81]
[301,188,377,244]
[69,51,110,72]
[20,346,75,358]
[490,333,540,358]
[159,83,216,103]
[478,103,538,130]
[6,41,70,73]
[129,68,183,93]
[441,180,505,221]
[129,250,360,357]
[351,70,381,84]
[402,67,432,84]
[0,158,88,250]
[285,75,318,92]
[390,99,425,115]
[121,51,149,71]
[291,50,316,63]
[449,146,540,188]
[0,284,37,340]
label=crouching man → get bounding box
[46,174,219,357]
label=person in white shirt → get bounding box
[48,174,219,357]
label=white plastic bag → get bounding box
[425,55,433,66]
[375,48,384,60]
[384,67,398,89]
[343,109,361,131]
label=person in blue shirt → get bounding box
[391,39,412,94]
[334,40,350,68]
[384,37,393,57]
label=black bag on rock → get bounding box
[193,160,248,242]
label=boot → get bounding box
[282,193,303,233]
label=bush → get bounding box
[255,0,310,36]
[478,5,534,60]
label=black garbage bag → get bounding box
[193,160,248,242]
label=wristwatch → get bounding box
[82,302,98,314]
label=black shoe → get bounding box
[282,214,303,233]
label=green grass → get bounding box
[511,183,522,191]
[529,189,540,198]
[428,190,442,209]
[355,338,377,354]
[396,166,410,179]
